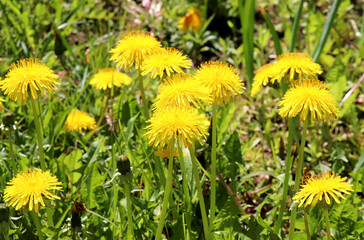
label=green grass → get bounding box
[0,0,363,239]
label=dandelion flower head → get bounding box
[110,30,162,70]
[178,7,202,32]
[251,63,281,97]
[279,79,339,122]
[145,106,209,149]
[90,68,132,90]
[63,109,97,133]
[275,53,322,83]
[4,169,63,213]
[154,74,212,110]
[293,171,353,208]
[194,62,244,105]
[141,48,191,79]
[0,59,59,102]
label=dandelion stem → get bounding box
[30,97,54,228]
[288,118,309,240]
[209,103,217,231]
[304,211,311,240]
[30,97,46,170]
[191,146,210,240]
[156,141,175,240]
[324,205,332,240]
[177,140,192,240]
[30,211,44,240]
[138,71,149,119]
[274,118,294,233]
[125,182,134,239]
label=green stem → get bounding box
[111,86,118,238]
[30,211,44,240]
[155,142,175,240]
[30,97,54,228]
[288,118,309,240]
[324,205,332,240]
[209,103,217,231]
[274,118,294,233]
[304,211,311,240]
[191,146,210,240]
[138,71,149,119]
[177,140,191,240]
[125,182,134,239]
[30,97,46,170]
[6,130,18,175]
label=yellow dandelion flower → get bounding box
[279,79,339,122]
[109,30,162,70]
[0,59,59,102]
[4,169,63,213]
[90,68,132,90]
[145,106,209,149]
[251,63,281,97]
[292,171,353,208]
[275,53,322,82]
[155,145,187,159]
[178,8,202,32]
[63,109,96,133]
[141,48,191,79]
[154,74,212,110]
[194,62,244,105]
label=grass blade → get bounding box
[260,8,282,56]
[239,0,256,90]
[311,0,342,62]
[289,0,305,52]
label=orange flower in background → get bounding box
[178,8,202,32]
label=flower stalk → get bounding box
[209,103,217,230]
[155,141,175,240]
[288,118,309,239]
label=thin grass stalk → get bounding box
[6,130,18,175]
[155,141,175,240]
[324,205,332,240]
[190,145,210,240]
[312,0,342,62]
[274,118,294,233]
[30,211,44,240]
[260,8,282,56]
[110,85,119,238]
[177,140,192,239]
[209,103,217,231]
[289,0,305,52]
[138,71,149,119]
[238,0,255,90]
[125,182,134,239]
[288,118,309,240]
[304,211,311,240]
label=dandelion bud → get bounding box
[117,155,131,176]
[2,112,15,128]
